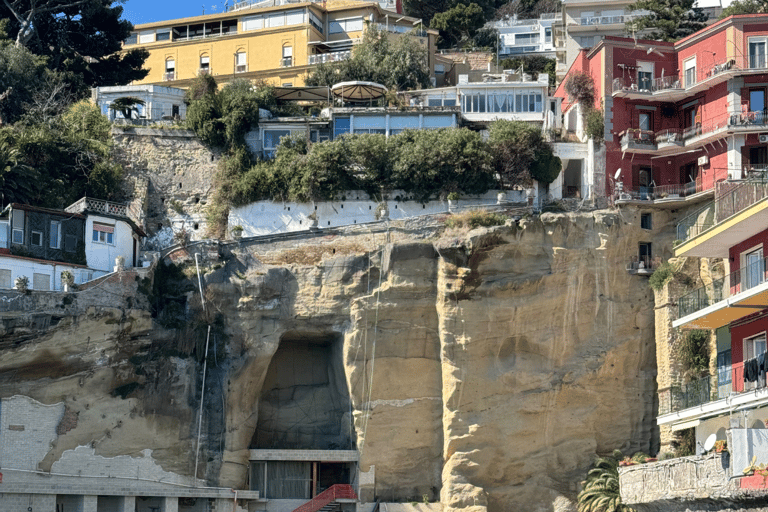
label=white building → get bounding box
[92,85,187,121]
[490,13,559,59]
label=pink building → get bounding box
[555,14,768,200]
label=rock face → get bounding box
[0,208,671,511]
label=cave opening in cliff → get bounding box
[251,330,353,451]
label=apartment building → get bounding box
[125,0,437,88]
[489,13,559,59]
[555,14,768,209]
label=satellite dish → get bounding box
[614,168,622,180]
[704,433,717,452]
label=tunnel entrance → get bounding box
[251,331,353,450]
[249,331,357,500]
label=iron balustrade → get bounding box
[164,72,176,81]
[658,360,764,415]
[655,128,683,145]
[730,109,768,127]
[619,182,699,201]
[580,15,627,25]
[280,57,293,67]
[308,50,351,65]
[677,255,768,319]
[620,129,655,147]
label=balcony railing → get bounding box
[620,129,655,147]
[579,15,628,25]
[655,128,683,146]
[65,197,130,218]
[280,57,293,68]
[626,255,660,275]
[164,71,176,81]
[308,50,351,65]
[678,254,768,319]
[373,23,427,37]
[676,178,768,244]
[619,182,700,202]
[730,110,768,128]
[235,64,248,73]
[658,359,764,415]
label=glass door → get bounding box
[750,40,766,69]
[744,248,764,290]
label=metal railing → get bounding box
[164,72,176,81]
[730,110,768,127]
[658,359,764,415]
[619,182,699,201]
[372,23,427,37]
[626,255,660,273]
[655,128,683,145]
[678,255,768,318]
[743,164,768,180]
[308,50,351,65]
[280,57,293,67]
[620,129,655,147]
[579,15,628,25]
[612,75,682,95]
[235,64,248,73]
[291,485,357,512]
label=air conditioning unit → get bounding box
[760,134,768,143]
[698,155,709,166]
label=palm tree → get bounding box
[577,450,634,512]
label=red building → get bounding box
[555,14,768,201]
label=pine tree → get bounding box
[627,0,708,42]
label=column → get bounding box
[729,134,745,180]
[119,496,136,512]
[160,496,179,512]
[82,495,98,512]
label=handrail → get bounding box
[292,484,357,512]
[678,254,768,319]
[658,358,765,415]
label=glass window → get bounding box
[12,229,23,244]
[93,223,115,245]
[309,11,323,33]
[156,30,171,41]
[717,349,732,386]
[545,27,552,43]
[744,333,766,361]
[640,213,652,230]
[243,15,264,31]
[50,221,60,249]
[286,10,304,25]
[267,12,285,27]
[165,59,175,71]
[751,89,765,113]
[744,247,764,290]
[639,112,652,131]
[264,129,291,148]
[684,58,696,87]
[31,231,42,246]
[750,40,767,68]
[124,33,137,45]
[32,273,50,291]
[334,118,350,138]
[139,31,155,44]
[0,269,10,289]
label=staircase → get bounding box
[291,484,357,512]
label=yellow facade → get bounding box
[127,0,436,88]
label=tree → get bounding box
[0,0,148,89]
[626,0,707,42]
[0,37,49,125]
[720,0,768,17]
[488,120,561,187]
[430,3,486,48]
[108,97,146,119]
[306,25,431,91]
[495,0,560,19]
[564,71,596,108]
[577,451,634,512]
[404,0,503,24]
[0,132,38,203]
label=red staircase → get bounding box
[292,484,357,512]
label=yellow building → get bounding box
[126,0,437,88]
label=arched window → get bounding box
[199,54,210,73]
[165,58,175,80]
[235,51,247,73]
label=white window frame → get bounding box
[749,37,768,69]
[12,229,23,244]
[242,15,264,31]
[684,57,696,87]
[50,220,61,249]
[30,230,42,247]
[740,243,764,291]
[92,223,115,246]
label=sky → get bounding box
[122,0,236,25]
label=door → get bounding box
[638,242,652,268]
[744,247,764,290]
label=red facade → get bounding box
[555,15,768,198]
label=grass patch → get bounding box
[261,242,369,266]
[445,210,507,230]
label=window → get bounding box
[750,88,765,113]
[744,333,766,364]
[243,15,264,31]
[514,91,543,113]
[717,349,732,386]
[516,33,540,45]
[742,246,764,290]
[684,58,696,87]
[65,234,77,253]
[329,17,363,33]
[11,210,23,244]
[282,82,293,87]
[32,273,50,291]
[200,55,210,72]
[285,10,304,25]
[93,223,115,245]
[31,231,42,247]
[0,269,10,289]
[637,61,653,91]
[334,117,350,138]
[545,27,552,43]
[156,29,171,41]
[282,46,293,67]
[50,221,60,249]
[638,242,652,268]
[125,33,137,45]
[309,11,323,33]
[268,12,285,27]
[139,30,155,44]
[640,213,652,230]
[165,59,175,80]
[638,111,652,132]
[12,229,23,244]
[750,38,767,68]
[235,52,247,73]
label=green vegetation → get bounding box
[488,120,561,187]
[444,210,507,229]
[585,109,605,143]
[577,450,635,512]
[564,71,596,108]
[108,97,146,119]
[672,427,696,456]
[306,24,430,91]
[500,55,557,87]
[627,0,707,42]
[431,3,487,48]
[721,0,768,16]
[676,329,710,379]
[649,262,673,290]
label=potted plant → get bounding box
[15,275,29,293]
[61,270,75,292]
[715,440,728,453]
[231,225,243,239]
[447,192,460,208]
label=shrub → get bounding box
[586,108,604,142]
[445,210,506,229]
[564,71,596,107]
[488,120,561,187]
[649,262,673,290]
[676,329,710,379]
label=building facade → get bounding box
[555,14,768,205]
[490,13,558,59]
[125,0,437,89]
[92,85,187,121]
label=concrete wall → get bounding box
[0,256,102,291]
[0,396,64,471]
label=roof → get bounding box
[4,204,85,220]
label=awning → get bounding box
[273,86,330,102]
[331,81,387,102]
[308,38,358,50]
[670,419,701,431]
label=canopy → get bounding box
[331,81,388,102]
[273,86,331,102]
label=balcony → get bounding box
[729,110,768,132]
[308,50,351,65]
[280,57,293,68]
[626,255,660,275]
[372,23,427,37]
[675,179,768,257]
[619,115,731,155]
[575,14,630,27]
[612,75,685,101]
[617,182,703,204]
[620,129,656,152]
[235,64,248,73]
[658,359,768,425]
[675,255,768,329]
[65,197,132,219]
[164,71,176,81]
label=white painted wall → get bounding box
[84,215,137,272]
[229,190,528,237]
[0,255,103,291]
[93,85,187,121]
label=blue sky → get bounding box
[123,0,233,25]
